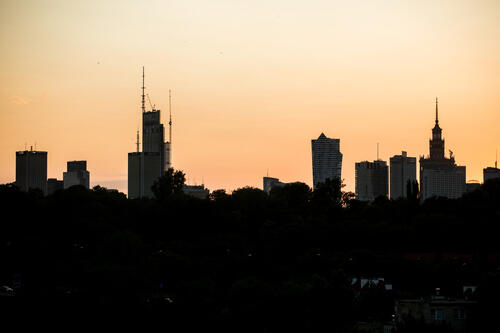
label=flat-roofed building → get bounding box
[390,151,416,199]
[15,147,47,194]
[63,160,90,189]
[355,160,388,201]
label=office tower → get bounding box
[128,67,172,198]
[63,160,90,189]
[263,176,286,194]
[47,178,63,195]
[311,133,343,189]
[419,99,466,200]
[355,160,388,201]
[15,147,47,194]
[390,151,417,199]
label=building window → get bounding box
[431,308,443,321]
[454,308,465,320]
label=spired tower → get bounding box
[419,98,466,200]
[430,99,445,160]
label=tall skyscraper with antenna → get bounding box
[128,67,171,198]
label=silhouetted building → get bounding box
[419,99,466,200]
[63,160,90,189]
[355,160,388,201]
[263,176,286,194]
[311,133,343,189]
[15,147,47,194]
[128,67,173,198]
[128,152,162,199]
[47,178,63,195]
[390,151,417,199]
[483,167,500,183]
[466,181,481,193]
[183,184,209,199]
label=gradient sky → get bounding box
[1,0,499,194]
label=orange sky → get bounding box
[1,0,499,194]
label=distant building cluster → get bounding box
[15,146,90,195]
[266,98,499,201]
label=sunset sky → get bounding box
[1,0,499,194]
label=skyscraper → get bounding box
[311,133,343,189]
[15,147,47,194]
[390,151,417,199]
[419,99,466,200]
[63,160,90,189]
[355,160,388,201]
[128,67,172,199]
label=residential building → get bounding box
[390,151,416,199]
[355,160,388,201]
[15,147,47,194]
[311,133,342,189]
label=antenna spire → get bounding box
[169,89,172,143]
[136,130,140,153]
[435,97,439,124]
[141,66,146,113]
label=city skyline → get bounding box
[1,1,499,194]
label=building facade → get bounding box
[483,167,500,183]
[183,184,209,199]
[15,148,47,194]
[263,176,286,194]
[63,160,90,189]
[47,178,63,195]
[311,133,343,189]
[390,151,417,199]
[419,99,466,200]
[355,160,388,201]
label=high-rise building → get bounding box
[15,147,47,194]
[419,99,466,200]
[311,133,343,189]
[128,67,173,198]
[63,160,90,189]
[390,151,417,199]
[355,160,388,201]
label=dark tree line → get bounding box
[1,175,499,330]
